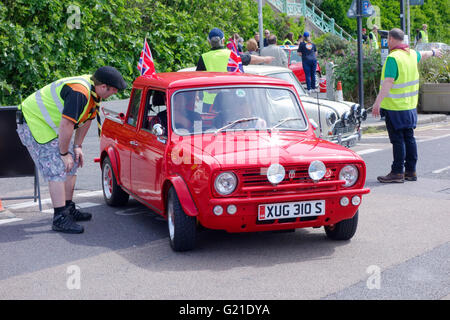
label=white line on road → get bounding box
[5,190,103,210]
[417,133,450,143]
[432,166,450,174]
[356,148,382,155]
[0,218,23,225]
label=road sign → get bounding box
[347,0,375,18]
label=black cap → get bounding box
[93,66,127,90]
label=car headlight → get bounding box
[326,110,337,126]
[339,165,359,187]
[267,163,285,185]
[214,172,237,195]
[308,160,326,181]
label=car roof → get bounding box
[243,65,294,75]
[279,45,298,50]
[133,71,294,90]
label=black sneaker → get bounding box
[52,208,84,234]
[68,202,92,221]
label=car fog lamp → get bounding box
[227,205,237,215]
[352,195,361,206]
[213,205,223,216]
[308,160,326,182]
[339,165,359,187]
[340,197,349,207]
[214,172,237,195]
[267,163,285,185]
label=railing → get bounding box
[267,0,355,42]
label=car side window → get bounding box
[127,88,142,127]
[141,89,167,134]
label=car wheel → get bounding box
[324,210,358,240]
[167,187,196,252]
[102,156,129,206]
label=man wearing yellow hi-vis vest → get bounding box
[369,25,379,50]
[196,28,274,112]
[16,66,127,233]
[372,29,442,183]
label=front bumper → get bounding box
[331,127,362,147]
[197,187,370,233]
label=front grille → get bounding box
[333,122,357,136]
[236,165,338,197]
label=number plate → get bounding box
[258,200,325,221]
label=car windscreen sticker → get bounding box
[235,89,246,98]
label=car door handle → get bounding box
[130,141,138,146]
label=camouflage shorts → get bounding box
[16,123,79,182]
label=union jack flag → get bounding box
[137,38,156,76]
[226,39,243,73]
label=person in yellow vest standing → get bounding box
[196,28,274,111]
[369,25,379,51]
[372,28,442,183]
[417,24,429,44]
[16,66,127,233]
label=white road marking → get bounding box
[0,218,23,225]
[356,148,382,155]
[417,133,450,143]
[432,166,450,174]
[5,190,103,210]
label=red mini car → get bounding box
[280,45,322,84]
[99,72,369,251]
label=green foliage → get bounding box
[332,44,382,105]
[319,0,450,44]
[315,33,349,59]
[419,51,450,83]
[0,0,297,106]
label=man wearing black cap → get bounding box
[16,66,127,234]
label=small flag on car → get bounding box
[137,38,156,76]
[226,39,244,73]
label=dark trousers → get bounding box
[302,60,317,90]
[385,112,418,174]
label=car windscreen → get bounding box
[266,72,307,95]
[288,50,302,64]
[171,87,307,135]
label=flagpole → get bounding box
[258,0,264,51]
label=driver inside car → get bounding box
[213,90,267,130]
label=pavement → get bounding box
[361,112,449,132]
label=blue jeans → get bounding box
[302,60,317,90]
[385,112,418,174]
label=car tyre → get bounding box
[102,156,129,206]
[324,210,358,240]
[167,187,196,252]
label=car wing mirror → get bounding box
[152,123,164,136]
[309,119,319,131]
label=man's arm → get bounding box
[249,54,274,65]
[419,49,443,61]
[371,77,394,117]
[72,119,92,168]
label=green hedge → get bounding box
[0,0,295,106]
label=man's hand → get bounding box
[74,146,84,168]
[263,56,275,64]
[61,153,74,172]
[372,102,381,118]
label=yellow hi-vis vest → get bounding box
[369,32,379,49]
[201,49,231,105]
[419,30,429,43]
[380,49,419,111]
[19,75,94,144]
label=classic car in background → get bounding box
[279,45,322,84]
[243,65,367,147]
[99,72,370,251]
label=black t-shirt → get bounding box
[297,41,317,62]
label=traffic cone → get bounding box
[335,81,343,101]
[0,198,15,219]
[319,77,327,93]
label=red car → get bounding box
[280,45,322,84]
[99,72,369,251]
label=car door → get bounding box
[130,89,167,213]
[118,87,143,191]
